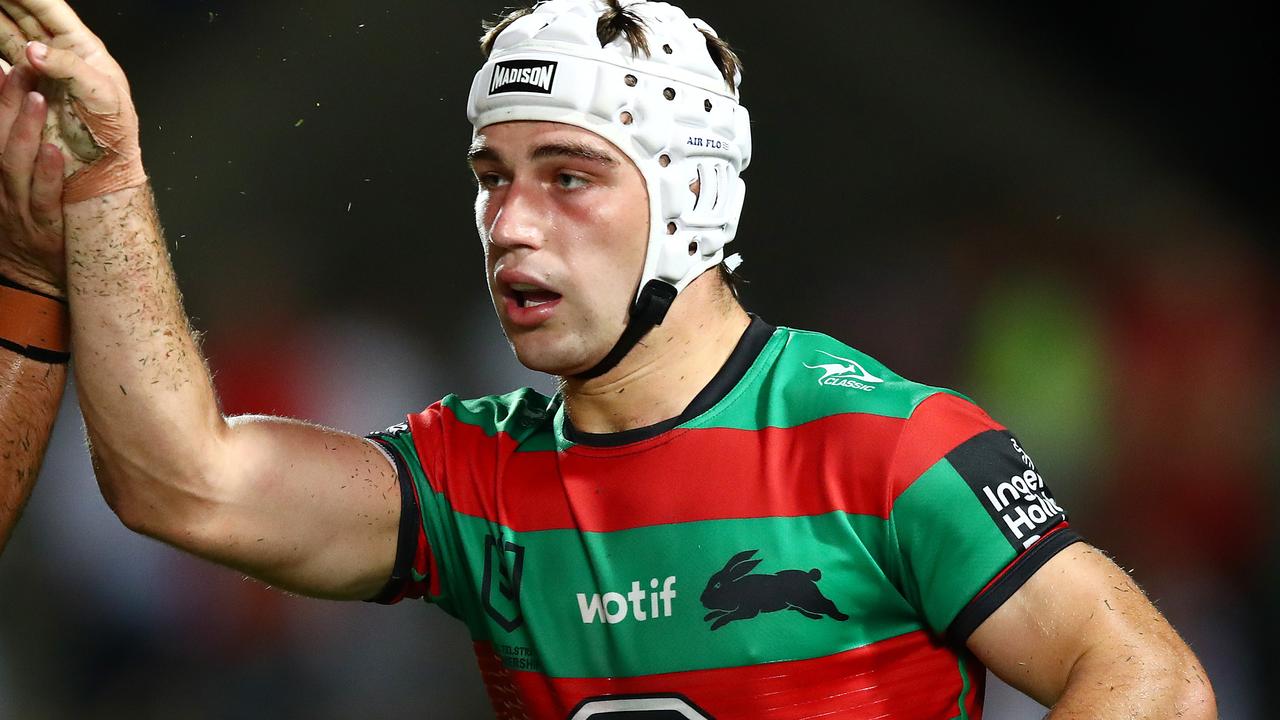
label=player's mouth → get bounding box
[499,277,563,327]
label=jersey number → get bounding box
[567,694,712,720]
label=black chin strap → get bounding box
[575,279,678,380]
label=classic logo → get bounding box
[481,534,526,632]
[489,59,558,95]
[803,350,883,391]
[700,550,849,630]
[377,421,409,437]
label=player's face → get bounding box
[470,121,649,375]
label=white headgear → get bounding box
[467,0,751,330]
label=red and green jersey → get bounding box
[368,318,1079,719]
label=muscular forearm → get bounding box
[62,186,398,598]
[65,185,230,536]
[1046,625,1216,719]
[0,349,65,552]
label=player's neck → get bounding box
[560,277,750,435]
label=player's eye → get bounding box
[556,173,588,190]
[477,173,508,189]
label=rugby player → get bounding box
[0,56,67,554]
[0,0,1217,716]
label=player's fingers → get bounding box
[29,141,63,227]
[26,41,113,114]
[0,1,47,42]
[0,89,46,208]
[2,0,81,37]
[0,10,29,64]
[0,61,35,150]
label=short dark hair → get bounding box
[480,2,743,93]
[718,261,745,301]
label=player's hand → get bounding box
[0,0,144,205]
[0,59,65,297]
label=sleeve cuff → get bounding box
[364,437,422,604]
[946,526,1083,644]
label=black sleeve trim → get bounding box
[946,528,1084,644]
[364,437,422,604]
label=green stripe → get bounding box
[890,459,1016,633]
[440,328,972,448]
[438,510,923,678]
[676,328,960,433]
[440,390,559,452]
[955,655,972,720]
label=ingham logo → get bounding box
[489,59,558,95]
[803,350,884,391]
[948,431,1067,551]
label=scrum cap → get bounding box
[468,0,752,377]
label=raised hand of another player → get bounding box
[0,0,144,205]
[0,59,65,297]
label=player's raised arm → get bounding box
[0,57,68,553]
[0,2,402,599]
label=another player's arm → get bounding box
[967,543,1217,719]
[0,57,68,554]
[0,2,402,598]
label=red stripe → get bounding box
[887,392,1004,502]
[475,630,979,719]
[407,394,1001,533]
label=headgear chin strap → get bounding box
[467,0,752,378]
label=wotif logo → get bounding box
[490,60,558,95]
[577,577,677,624]
[804,350,883,391]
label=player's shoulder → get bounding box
[431,387,557,441]
[766,325,972,424]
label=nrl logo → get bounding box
[489,59,558,95]
[803,350,884,391]
[481,534,526,632]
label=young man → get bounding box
[0,57,68,554]
[0,0,1216,717]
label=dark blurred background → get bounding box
[1,1,1275,717]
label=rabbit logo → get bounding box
[700,550,849,630]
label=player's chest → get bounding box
[442,492,920,679]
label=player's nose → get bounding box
[488,180,548,251]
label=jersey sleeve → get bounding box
[363,406,455,612]
[886,392,1082,643]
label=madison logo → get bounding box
[489,59,558,95]
[481,534,526,632]
[700,550,849,630]
[803,350,883,391]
